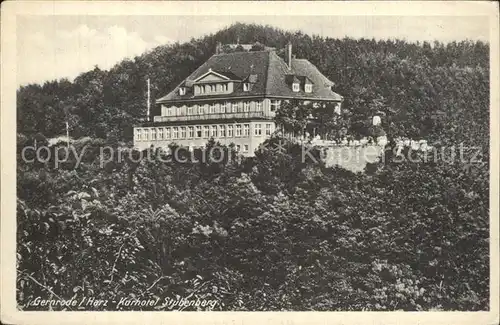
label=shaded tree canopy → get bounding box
[16,23,490,311]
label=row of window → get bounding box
[135,123,273,141]
[161,100,281,117]
[192,83,230,95]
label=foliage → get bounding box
[17,23,488,145]
[16,23,489,311]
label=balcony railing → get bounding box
[153,111,268,123]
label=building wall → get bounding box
[134,120,276,156]
[134,97,328,156]
[324,145,384,173]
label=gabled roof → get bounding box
[211,70,242,81]
[193,70,230,82]
[193,69,242,83]
[157,50,342,103]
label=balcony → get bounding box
[153,111,269,123]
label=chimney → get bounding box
[286,42,292,69]
[216,42,221,54]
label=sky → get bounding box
[17,15,490,86]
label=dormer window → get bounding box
[305,84,312,93]
[179,87,186,95]
[292,83,300,92]
[243,83,250,91]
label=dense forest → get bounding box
[17,23,490,311]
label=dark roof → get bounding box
[247,74,258,83]
[157,50,342,103]
[286,75,300,84]
[302,76,313,85]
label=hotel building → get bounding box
[134,43,343,156]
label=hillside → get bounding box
[16,23,490,311]
[17,23,489,147]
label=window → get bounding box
[135,129,141,141]
[243,101,250,112]
[158,128,164,139]
[227,125,233,137]
[292,83,300,92]
[244,124,250,136]
[256,101,262,111]
[220,102,226,113]
[244,145,249,152]
[209,103,215,114]
[167,107,173,116]
[181,127,186,139]
[187,106,193,115]
[266,124,272,136]
[238,102,243,112]
[270,100,281,112]
[255,124,262,136]
[161,106,166,116]
[204,104,209,114]
[232,102,238,113]
[181,105,187,116]
[243,83,250,91]
[236,124,242,137]
[305,84,312,93]
[188,126,194,138]
[179,87,186,95]
[206,85,211,93]
[211,125,217,138]
[203,125,210,138]
[143,129,149,140]
[196,126,202,138]
[173,127,179,139]
[219,125,226,137]
[199,86,205,94]
[165,127,171,139]
[223,84,228,92]
[236,145,241,151]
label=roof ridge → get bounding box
[213,50,270,57]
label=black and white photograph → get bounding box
[1,1,499,324]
